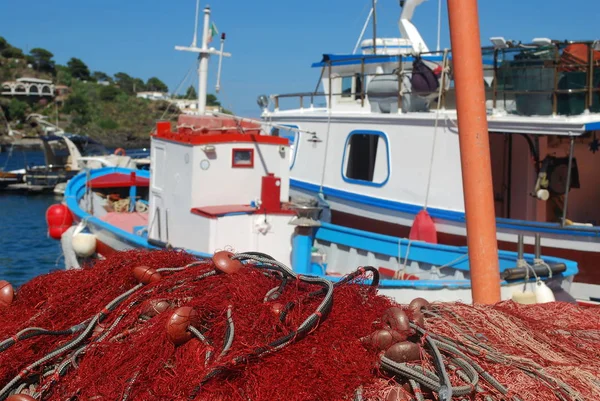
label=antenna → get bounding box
[436,0,441,51]
[215,33,226,93]
[191,0,200,47]
[175,5,231,114]
[353,0,378,54]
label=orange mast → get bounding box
[447,0,501,304]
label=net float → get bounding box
[362,329,407,351]
[141,299,172,319]
[132,265,162,285]
[212,251,243,274]
[384,341,421,364]
[0,280,14,307]
[408,298,430,313]
[270,302,284,318]
[386,386,410,401]
[166,306,201,346]
[412,311,425,327]
[6,395,37,401]
[382,307,410,332]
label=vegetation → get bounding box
[0,36,228,147]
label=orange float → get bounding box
[45,204,73,240]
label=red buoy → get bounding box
[132,265,162,285]
[0,280,14,307]
[408,298,430,313]
[166,306,201,346]
[6,395,37,401]
[46,203,73,240]
[409,209,438,244]
[382,307,410,332]
[212,251,243,274]
[141,299,171,318]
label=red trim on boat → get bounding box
[153,118,288,146]
[95,240,118,257]
[89,172,149,188]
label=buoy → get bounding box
[412,311,425,327]
[132,266,162,285]
[0,280,14,307]
[382,307,410,332]
[6,395,37,401]
[408,297,430,313]
[270,302,284,318]
[141,299,171,319]
[212,251,243,274]
[409,209,438,244]
[166,306,201,346]
[362,329,407,351]
[114,148,126,156]
[511,291,537,305]
[534,280,556,303]
[72,232,97,257]
[384,341,421,364]
[46,203,73,240]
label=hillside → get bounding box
[0,36,223,148]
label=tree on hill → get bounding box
[0,37,7,52]
[67,57,91,81]
[92,71,113,83]
[146,77,168,93]
[1,46,24,59]
[29,48,55,74]
[133,78,146,93]
[185,85,197,99]
[207,94,221,106]
[99,85,122,102]
[114,72,135,94]
[6,99,28,121]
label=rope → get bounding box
[423,49,450,210]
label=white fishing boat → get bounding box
[260,0,600,303]
[45,2,579,305]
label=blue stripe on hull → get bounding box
[290,179,600,238]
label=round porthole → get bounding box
[200,159,210,170]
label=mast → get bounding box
[175,4,231,114]
[447,0,501,304]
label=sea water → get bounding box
[0,150,64,287]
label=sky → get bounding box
[1,0,598,117]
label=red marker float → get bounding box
[0,280,14,307]
[166,306,201,346]
[212,251,242,274]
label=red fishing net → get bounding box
[0,249,598,401]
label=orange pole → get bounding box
[447,0,501,304]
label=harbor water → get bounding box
[0,150,64,287]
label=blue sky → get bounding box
[1,0,597,116]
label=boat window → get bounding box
[343,131,389,186]
[232,148,254,168]
[341,76,353,98]
[271,125,299,169]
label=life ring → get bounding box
[114,148,126,156]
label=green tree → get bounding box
[114,72,134,94]
[67,57,91,80]
[64,94,90,125]
[7,99,28,121]
[1,46,24,59]
[0,37,7,52]
[92,71,113,83]
[146,77,168,93]
[55,65,73,86]
[133,78,146,93]
[99,85,121,102]
[29,48,55,74]
[206,94,221,106]
[185,85,197,99]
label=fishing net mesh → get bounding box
[0,249,598,401]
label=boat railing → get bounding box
[270,40,600,117]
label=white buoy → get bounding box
[534,280,555,303]
[512,290,537,305]
[72,233,97,258]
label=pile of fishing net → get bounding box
[0,249,599,401]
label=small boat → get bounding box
[260,0,600,303]
[26,134,144,193]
